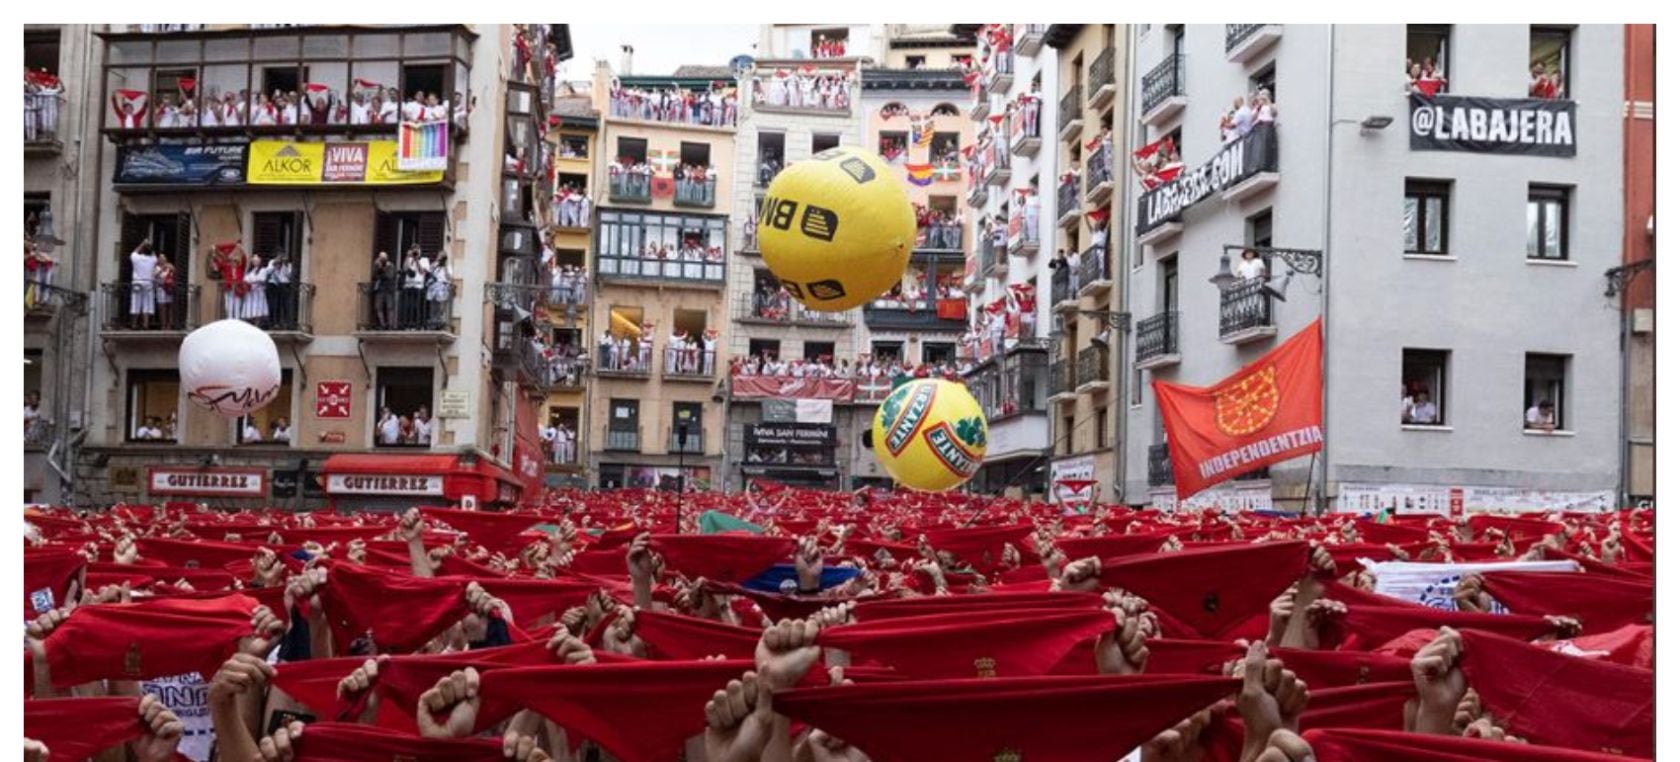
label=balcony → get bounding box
[969,87,991,122]
[983,140,1012,187]
[919,222,964,253]
[967,343,1048,421]
[597,344,652,379]
[1085,144,1114,205]
[1047,358,1073,401]
[24,92,65,153]
[1007,208,1039,256]
[505,339,586,394]
[663,348,718,382]
[674,177,717,209]
[98,281,201,335]
[24,283,85,320]
[1135,311,1181,370]
[1075,345,1109,393]
[984,51,1015,94]
[24,419,54,452]
[608,169,652,203]
[1009,99,1041,157]
[1050,266,1075,311]
[966,167,989,208]
[1141,53,1188,126]
[668,426,704,454]
[975,235,1004,280]
[605,428,640,452]
[755,160,785,189]
[355,282,456,338]
[863,300,967,331]
[1076,245,1112,297]
[1147,443,1174,487]
[215,282,314,339]
[1014,24,1047,56]
[1225,24,1282,64]
[1218,278,1278,344]
[749,67,852,118]
[1087,47,1117,110]
[1057,85,1084,141]
[736,292,853,328]
[1056,180,1081,228]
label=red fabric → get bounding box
[1302,727,1646,762]
[852,590,1101,621]
[89,562,237,592]
[1331,603,1557,650]
[727,377,857,401]
[1051,635,1244,676]
[647,534,795,582]
[633,610,762,660]
[1097,541,1308,637]
[317,563,469,653]
[1467,514,1565,542]
[700,581,838,621]
[918,523,1037,570]
[22,549,85,619]
[1155,320,1324,499]
[290,722,505,762]
[773,674,1240,762]
[1203,681,1416,762]
[476,660,757,762]
[134,536,264,568]
[372,641,566,732]
[1057,532,1175,560]
[43,594,258,688]
[1480,571,1653,634]
[419,508,545,554]
[1270,646,1413,688]
[270,655,368,719]
[465,576,600,624]
[1551,624,1654,669]
[23,696,144,761]
[1458,628,1653,757]
[818,608,1114,679]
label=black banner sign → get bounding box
[744,422,836,447]
[1136,123,1279,235]
[115,144,248,187]
[1408,95,1576,157]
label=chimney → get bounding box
[620,44,634,76]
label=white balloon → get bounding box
[178,319,283,418]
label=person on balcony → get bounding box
[128,241,158,329]
[400,247,428,329]
[151,253,175,330]
[1525,399,1558,432]
[1234,248,1267,281]
[24,390,41,441]
[1403,389,1440,426]
[266,253,293,330]
[242,254,270,327]
[270,417,291,443]
[415,406,433,446]
[1530,62,1563,99]
[555,422,575,464]
[426,253,452,330]
[241,417,264,444]
[369,251,396,330]
[1253,88,1277,125]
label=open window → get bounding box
[1529,26,1572,98]
[748,338,780,360]
[616,137,648,165]
[399,64,446,102]
[236,369,295,445]
[373,366,434,448]
[812,133,840,153]
[1402,349,1449,426]
[804,341,835,362]
[126,369,180,443]
[756,132,785,187]
[679,141,711,171]
[1524,353,1569,431]
[1406,25,1451,89]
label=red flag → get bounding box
[1155,319,1324,499]
[1458,629,1653,757]
[177,76,196,94]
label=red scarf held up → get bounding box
[647,534,796,582]
[773,674,1241,762]
[1551,624,1654,670]
[289,721,506,762]
[1479,571,1653,634]
[1329,603,1558,651]
[1458,628,1654,758]
[43,593,258,688]
[134,536,265,568]
[419,508,546,554]
[1301,727,1648,762]
[632,609,762,660]
[269,655,369,719]
[1201,681,1418,762]
[22,549,85,619]
[457,576,600,624]
[23,696,144,761]
[1097,540,1309,638]
[851,590,1102,621]
[818,607,1115,679]
[316,562,470,653]
[476,660,757,762]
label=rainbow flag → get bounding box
[397,121,450,172]
[905,163,935,187]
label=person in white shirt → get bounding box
[414,406,434,445]
[401,92,425,122]
[1525,399,1557,432]
[1231,94,1255,137]
[349,92,371,125]
[539,422,557,460]
[1404,390,1439,426]
[377,91,399,124]
[378,408,400,445]
[128,242,159,328]
[270,418,291,443]
[1233,248,1267,281]
[242,419,264,443]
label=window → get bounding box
[607,399,640,452]
[1249,63,1276,101]
[1095,406,1109,450]
[756,133,785,186]
[1403,180,1451,256]
[1406,25,1451,87]
[931,132,960,165]
[1527,185,1570,260]
[374,367,433,448]
[812,133,840,154]
[616,137,648,164]
[399,64,445,102]
[373,211,446,261]
[1131,368,1143,406]
[1401,349,1449,426]
[1246,209,1273,249]
[872,341,904,363]
[1060,414,1075,455]
[24,31,59,75]
[560,135,589,158]
[236,369,294,445]
[803,341,835,362]
[679,141,711,170]
[126,369,179,443]
[251,212,302,262]
[1159,254,1178,313]
[260,66,302,96]
[923,342,956,365]
[905,55,926,70]
[748,339,780,360]
[1530,26,1572,98]
[1524,353,1569,431]
[878,131,908,164]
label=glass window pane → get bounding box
[201,64,250,106]
[302,34,349,60]
[406,32,451,57]
[109,40,152,65]
[155,39,198,64]
[1543,201,1562,257]
[353,33,400,59]
[1526,201,1541,257]
[253,34,300,60]
[204,37,249,62]
[352,61,400,95]
[1424,196,1443,252]
[1402,196,1419,251]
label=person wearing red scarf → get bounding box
[316,562,471,653]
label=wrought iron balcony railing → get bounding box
[597,344,653,377]
[356,281,455,333]
[1219,277,1275,339]
[605,428,640,452]
[1148,443,1174,486]
[215,282,314,334]
[99,281,200,332]
[1076,345,1109,387]
[608,170,652,203]
[1051,265,1073,306]
[1057,179,1080,221]
[1141,53,1187,116]
[1136,311,1181,364]
[669,426,704,454]
[663,348,718,380]
[24,92,65,146]
[674,177,717,208]
[1058,84,1082,134]
[1087,47,1116,102]
[1226,24,1266,52]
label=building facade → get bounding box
[585,63,737,490]
[1615,24,1654,505]
[1122,24,1625,512]
[534,91,599,489]
[74,24,566,510]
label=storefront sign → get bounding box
[246,140,446,185]
[1048,455,1095,506]
[1149,480,1275,513]
[436,391,471,419]
[325,473,445,496]
[148,467,268,498]
[744,423,836,447]
[114,144,247,187]
[1337,483,1615,514]
[1408,94,1577,157]
[1136,122,1278,234]
[315,381,353,419]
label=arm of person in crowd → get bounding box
[128,693,187,762]
[400,508,432,578]
[1095,607,1151,676]
[1054,556,1102,593]
[734,617,827,762]
[1277,544,1336,648]
[1410,627,1467,735]
[337,657,388,725]
[1236,642,1310,762]
[416,668,481,740]
[283,566,333,660]
[795,536,824,595]
[25,607,70,698]
[209,653,276,762]
[626,532,662,610]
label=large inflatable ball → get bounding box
[178,319,283,418]
[871,379,989,492]
[757,146,916,312]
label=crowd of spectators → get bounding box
[752,69,854,112]
[608,81,738,127]
[1406,57,1449,97]
[24,69,62,142]
[112,86,470,131]
[375,404,434,446]
[1218,88,1277,144]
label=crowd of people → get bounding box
[537,419,578,464]
[553,184,594,229]
[368,247,454,331]
[607,81,738,127]
[1131,135,1185,191]
[1405,57,1449,97]
[240,416,293,445]
[123,241,180,330]
[731,352,973,385]
[209,245,299,330]
[598,329,654,373]
[375,404,435,446]
[526,330,585,389]
[1219,88,1277,144]
[914,206,963,250]
[112,86,470,131]
[24,68,63,142]
[662,329,719,376]
[19,487,1655,762]
[128,411,177,441]
[811,34,848,59]
[751,69,854,112]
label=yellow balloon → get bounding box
[871,379,989,492]
[758,146,916,312]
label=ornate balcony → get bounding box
[98,281,201,335]
[735,292,853,328]
[1085,144,1114,205]
[1075,345,1109,393]
[984,51,1015,94]
[1141,53,1188,126]
[1087,47,1117,110]
[1014,24,1047,56]
[1056,180,1081,228]
[1218,277,1278,344]
[1076,244,1112,297]
[674,177,717,208]
[1009,99,1041,157]
[608,170,652,203]
[1007,208,1039,256]
[662,348,718,382]
[1135,311,1181,370]
[668,426,704,454]
[1057,84,1083,141]
[1225,24,1282,64]
[863,300,967,331]
[605,428,640,452]
[1148,443,1174,487]
[354,281,456,337]
[24,92,65,153]
[215,282,315,339]
[1050,266,1075,311]
[597,344,652,379]
[1047,358,1073,401]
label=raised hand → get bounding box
[283,566,327,612]
[417,667,481,739]
[1410,627,1467,735]
[603,606,645,657]
[798,728,872,762]
[755,618,822,691]
[626,532,661,582]
[1095,609,1150,676]
[23,739,48,762]
[241,605,288,656]
[1265,584,1299,647]
[257,721,304,762]
[795,536,824,593]
[704,671,773,762]
[1236,642,1309,762]
[399,507,424,543]
[253,547,286,588]
[1464,717,1526,744]
[1451,574,1492,613]
[210,653,275,762]
[1302,598,1345,650]
[547,630,597,665]
[132,693,186,762]
[1056,556,1101,592]
[1252,729,1315,762]
[1141,704,1222,762]
[501,731,552,762]
[113,533,139,565]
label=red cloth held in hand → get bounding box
[1331,603,1557,650]
[290,721,506,762]
[23,696,144,761]
[1097,540,1309,638]
[1458,628,1654,757]
[1202,681,1417,762]
[818,607,1115,679]
[1269,646,1413,688]
[43,593,258,688]
[1479,571,1653,634]
[419,508,546,554]
[316,562,469,653]
[852,590,1101,621]
[1301,727,1647,762]
[22,549,85,619]
[773,674,1240,762]
[647,534,795,582]
[270,655,369,719]
[134,536,264,568]
[632,609,762,660]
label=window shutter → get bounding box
[252,214,282,258]
[373,212,399,260]
[118,213,148,282]
[173,212,193,279]
[417,213,447,257]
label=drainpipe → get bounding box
[1316,25,1336,515]
[74,26,111,506]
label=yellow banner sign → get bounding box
[247,140,446,185]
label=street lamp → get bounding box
[675,420,690,531]
[32,206,64,253]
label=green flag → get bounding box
[698,510,765,535]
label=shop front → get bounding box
[741,422,839,489]
[319,453,525,513]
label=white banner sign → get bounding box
[795,398,834,424]
[1337,483,1616,515]
[1150,480,1275,513]
[326,473,445,496]
[148,468,268,498]
[1361,559,1580,611]
[1049,455,1096,506]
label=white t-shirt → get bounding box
[1234,257,1267,281]
[379,416,400,444]
[1525,406,1555,428]
[243,423,263,443]
[414,417,433,444]
[272,426,291,442]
